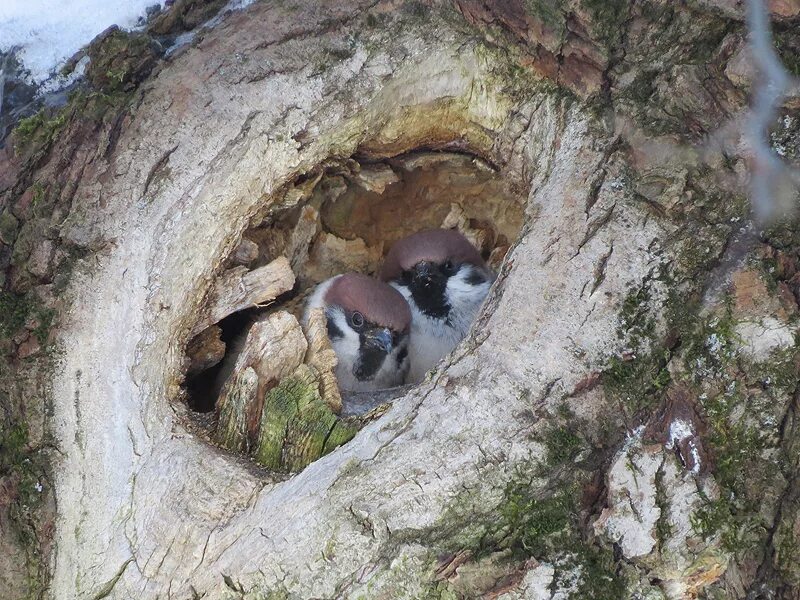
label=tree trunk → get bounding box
[1,1,799,599]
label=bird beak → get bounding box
[364,327,393,354]
[413,261,437,289]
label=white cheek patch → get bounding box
[326,308,361,380]
[304,280,361,388]
[304,278,408,391]
[447,265,492,300]
[445,265,492,331]
[325,308,409,390]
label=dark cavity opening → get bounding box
[182,151,525,417]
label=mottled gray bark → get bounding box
[1,1,799,599]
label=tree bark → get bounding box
[1,1,799,599]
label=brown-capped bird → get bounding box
[304,273,411,391]
[380,229,494,383]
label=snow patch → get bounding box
[622,424,645,452]
[666,418,693,445]
[665,418,701,474]
[1,0,258,93]
[0,1,166,86]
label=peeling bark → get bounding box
[192,257,295,336]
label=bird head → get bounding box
[321,273,411,385]
[380,229,492,319]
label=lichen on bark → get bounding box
[1,0,800,598]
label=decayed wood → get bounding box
[231,239,259,265]
[192,256,295,336]
[215,310,308,449]
[304,232,384,281]
[254,364,357,473]
[286,205,320,276]
[441,203,496,255]
[352,163,399,194]
[214,367,258,453]
[215,310,355,472]
[303,308,342,414]
[185,325,226,376]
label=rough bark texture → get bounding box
[1,0,799,599]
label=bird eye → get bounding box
[442,260,458,275]
[350,311,365,329]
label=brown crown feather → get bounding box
[324,273,411,333]
[379,228,486,282]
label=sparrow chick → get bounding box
[304,273,411,391]
[380,229,493,383]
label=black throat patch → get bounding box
[354,339,387,381]
[408,281,450,320]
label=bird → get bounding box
[380,228,494,383]
[303,272,412,391]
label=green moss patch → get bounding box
[603,281,672,417]
[254,366,357,473]
[0,210,20,246]
[0,292,30,338]
[0,413,49,595]
[499,479,625,599]
[148,0,228,36]
[0,291,55,348]
[12,110,68,155]
[774,26,800,78]
[580,0,628,49]
[420,412,621,598]
[524,0,567,39]
[541,425,584,468]
[85,29,162,94]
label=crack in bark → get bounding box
[578,303,598,330]
[590,244,614,296]
[347,504,377,539]
[121,470,144,582]
[538,378,562,403]
[748,385,800,598]
[599,0,636,96]
[320,418,341,454]
[127,424,143,457]
[141,144,178,200]
[571,203,616,259]
[103,108,130,160]
[91,557,134,600]
[141,533,171,578]
[251,0,383,55]
[584,168,608,218]
[197,527,216,573]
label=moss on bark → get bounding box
[254,366,357,473]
